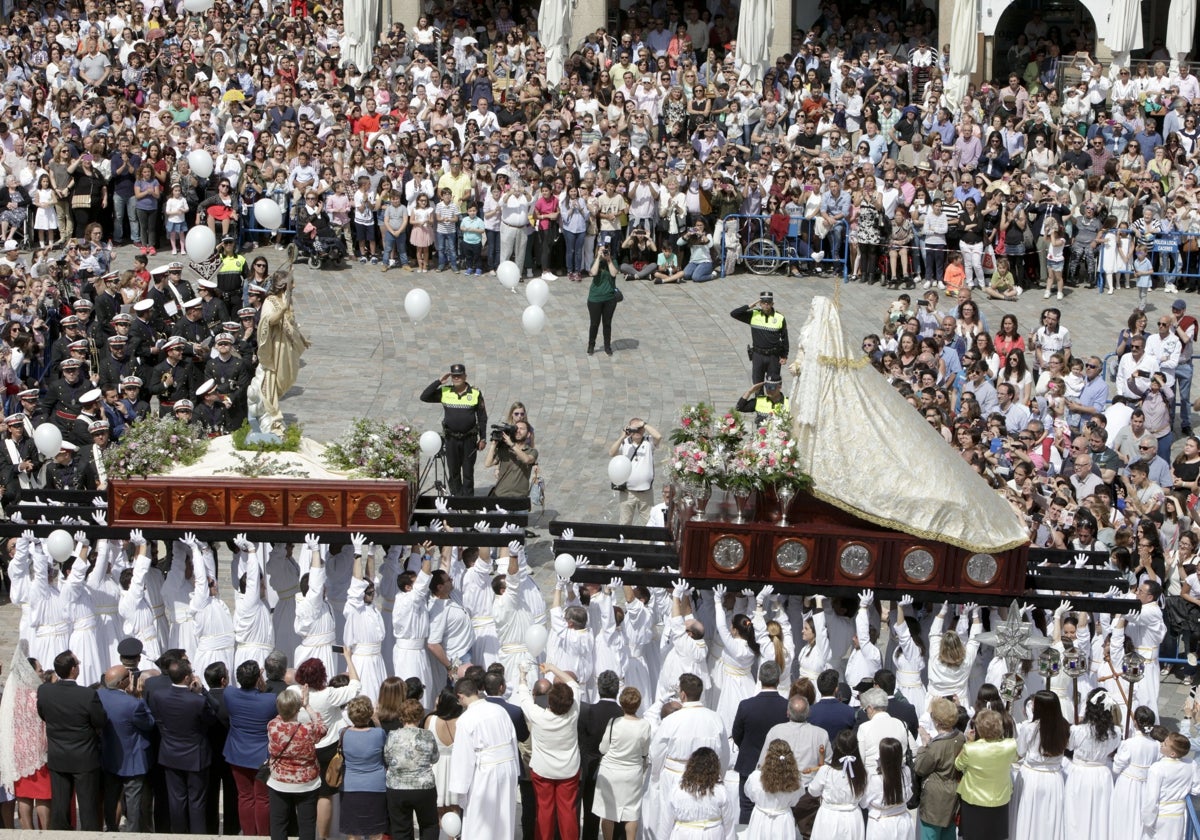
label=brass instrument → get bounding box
[161,370,174,389]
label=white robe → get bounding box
[863,768,913,840]
[234,549,275,666]
[392,569,434,708]
[61,559,103,686]
[713,601,756,733]
[745,769,801,839]
[1112,732,1161,840]
[344,579,386,703]
[809,764,866,840]
[1013,722,1065,840]
[493,565,535,695]
[891,619,927,712]
[266,548,302,660]
[657,615,710,702]
[190,559,235,681]
[664,784,736,839]
[161,544,197,654]
[1143,756,1200,840]
[1066,724,1120,840]
[647,702,730,840]
[28,546,70,672]
[294,561,338,677]
[447,697,519,840]
[550,606,596,701]
[1127,605,1167,718]
[461,557,500,668]
[118,552,161,662]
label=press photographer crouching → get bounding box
[484,420,538,497]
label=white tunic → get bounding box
[926,612,981,709]
[392,569,434,707]
[189,561,235,681]
[161,544,197,654]
[657,614,710,702]
[28,546,70,673]
[343,578,386,703]
[1066,724,1120,840]
[549,606,596,700]
[1013,722,1065,840]
[460,557,500,668]
[809,763,866,840]
[118,552,161,662]
[60,559,103,687]
[1112,732,1161,840]
[1143,756,1200,840]
[233,549,275,666]
[294,562,337,677]
[745,769,801,839]
[648,702,730,840]
[618,597,655,712]
[266,548,302,660]
[863,768,913,840]
[664,784,736,839]
[447,698,519,840]
[844,605,882,694]
[891,619,927,712]
[1126,605,1167,718]
[86,544,123,668]
[713,600,757,733]
[428,594,475,690]
[493,564,534,695]
[796,607,832,685]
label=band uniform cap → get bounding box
[121,376,143,388]
[60,441,78,452]
[215,332,234,344]
[60,315,79,326]
[183,297,202,309]
[16,388,36,399]
[111,313,134,324]
[247,283,269,295]
[196,379,216,397]
[173,399,194,411]
[60,358,82,369]
[68,339,89,351]
[167,262,184,271]
[162,336,187,350]
[198,279,219,290]
[237,307,257,318]
[133,299,155,312]
[4,413,23,425]
[221,321,240,332]
[88,419,110,433]
[79,388,102,404]
[449,363,467,375]
[72,298,93,310]
[107,334,128,345]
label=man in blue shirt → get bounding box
[819,181,851,269]
[1067,355,1109,432]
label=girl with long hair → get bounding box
[1111,706,1160,840]
[711,584,761,730]
[796,595,833,684]
[425,686,463,819]
[753,589,794,678]
[865,738,913,840]
[1013,690,1069,840]
[810,729,867,840]
[889,595,929,711]
[665,746,735,837]
[1065,688,1121,840]
[745,739,802,837]
[927,602,983,710]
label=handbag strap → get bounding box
[268,721,301,766]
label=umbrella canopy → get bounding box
[943,0,978,113]
[1167,0,1195,60]
[538,0,575,86]
[1105,0,1143,63]
[734,0,773,83]
[339,0,379,71]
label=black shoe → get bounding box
[1185,426,1194,436]
[604,345,613,356]
[587,345,595,355]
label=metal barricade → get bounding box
[238,197,297,251]
[717,214,849,278]
[1096,228,1200,291]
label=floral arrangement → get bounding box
[232,421,303,452]
[747,414,812,490]
[323,418,421,481]
[218,451,308,478]
[102,415,210,480]
[669,440,722,483]
[665,402,810,492]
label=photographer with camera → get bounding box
[484,420,538,498]
[618,227,658,282]
[586,244,621,357]
[608,418,662,525]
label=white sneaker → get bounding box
[1168,284,1178,293]
[923,280,932,289]
[1189,652,1197,667]
[1056,291,1063,300]
[1043,290,1051,299]
[1015,287,1023,296]
[937,281,945,289]
[541,271,557,282]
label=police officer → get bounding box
[204,333,251,428]
[730,291,789,385]
[735,376,791,424]
[419,362,488,496]
[216,235,248,311]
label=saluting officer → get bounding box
[730,291,789,385]
[420,362,488,496]
[148,336,196,416]
[735,376,792,425]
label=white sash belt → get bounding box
[675,819,719,828]
[354,643,383,655]
[475,743,515,767]
[870,806,908,820]
[472,615,496,627]
[393,638,426,651]
[723,662,751,677]
[824,804,860,812]
[198,633,235,650]
[36,621,70,636]
[664,757,689,774]
[500,643,529,654]
[301,631,335,647]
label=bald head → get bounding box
[104,665,129,690]
[685,618,705,639]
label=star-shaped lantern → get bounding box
[976,600,1051,674]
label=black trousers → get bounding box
[49,767,102,830]
[587,299,617,350]
[738,772,754,825]
[579,762,601,840]
[519,777,536,840]
[751,350,781,385]
[859,242,882,283]
[163,767,207,834]
[206,755,240,835]
[444,433,480,496]
[269,787,317,840]
[385,787,438,840]
[103,771,149,831]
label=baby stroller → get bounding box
[294,211,348,268]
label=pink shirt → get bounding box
[534,195,559,231]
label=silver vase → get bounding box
[732,488,752,524]
[776,484,795,526]
[693,483,712,520]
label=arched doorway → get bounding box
[988,0,1098,82]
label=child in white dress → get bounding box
[809,729,867,840]
[1065,689,1122,840]
[745,739,804,839]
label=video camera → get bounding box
[490,423,517,444]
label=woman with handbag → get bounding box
[586,243,620,356]
[593,687,651,840]
[338,696,388,840]
[265,687,326,840]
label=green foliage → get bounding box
[218,451,309,478]
[231,421,303,452]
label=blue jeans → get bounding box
[563,230,585,274]
[684,260,714,282]
[486,230,500,271]
[436,231,457,269]
[113,193,138,243]
[825,224,844,264]
[1179,363,1194,429]
[382,229,408,265]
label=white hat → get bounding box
[3,239,17,251]
[79,388,102,404]
[198,279,218,290]
[183,297,202,309]
[60,441,78,452]
[162,336,186,350]
[196,379,216,397]
[134,299,155,312]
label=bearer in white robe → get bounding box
[60,534,103,686]
[447,677,519,840]
[1142,733,1200,840]
[118,530,161,661]
[343,534,386,703]
[28,537,69,672]
[161,541,198,654]
[1125,582,1168,719]
[460,536,500,667]
[392,547,434,707]
[428,555,475,690]
[266,544,301,659]
[233,537,275,666]
[375,545,403,675]
[186,533,235,679]
[492,540,534,695]
[656,580,710,703]
[87,538,123,667]
[293,534,337,676]
[549,581,596,701]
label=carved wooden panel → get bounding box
[230,489,285,527]
[111,485,170,524]
[172,487,227,525]
[287,490,342,528]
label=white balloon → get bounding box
[525,277,550,307]
[404,288,432,323]
[440,812,462,837]
[496,260,520,289]
[524,624,549,657]
[419,430,442,458]
[554,553,576,578]
[521,305,546,335]
[183,0,213,11]
[184,226,216,261]
[253,198,283,231]
[607,455,633,486]
[46,529,74,562]
[33,423,62,459]
[186,149,213,178]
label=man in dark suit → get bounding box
[98,664,156,831]
[853,669,920,737]
[578,670,624,840]
[140,648,187,705]
[146,659,218,834]
[141,648,187,832]
[36,650,108,830]
[730,660,789,823]
[809,669,856,744]
[483,667,535,840]
[203,662,240,836]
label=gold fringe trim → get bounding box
[817,354,872,369]
[808,486,1030,555]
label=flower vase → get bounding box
[692,483,712,520]
[733,488,752,523]
[776,484,796,526]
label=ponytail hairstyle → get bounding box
[732,613,761,657]
[831,728,866,796]
[1133,705,1156,734]
[904,616,928,659]
[878,737,906,807]
[766,619,786,670]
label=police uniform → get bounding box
[730,293,790,384]
[735,380,791,425]
[419,363,488,496]
[217,240,248,310]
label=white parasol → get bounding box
[943,0,978,114]
[538,0,576,86]
[1105,0,1144,73]
[734,0,773,83]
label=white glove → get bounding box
[36,515,49,525]
[1124,609,1141,623]
[1073,552,1089,569]
[898,594,914,607]
[350,532,367,552]
[434,497,451,515]
[507,540,523,558]
[91,510,106,527]
[181,531,198,548]
[758,584,776,605]
[556,575,571,589]
[10,511,24,525]
[1102,586,1123,599]
[963,602,980,616]
[940,600,950,615]
[859,589,874,608]
[474,520,491,533]
[609,577,622,592]
[672,579,688,599]
[18,529,33,546]
[494,505,509,514]
[128,528,146,547]
[713,583,727,602]
[234,532,253,552]
[561,527,575,541]
[1019,602,1035,617]
[305,533,321,550]
[92,496,108,508]
[575,555,591,568]
[623,557,637,572]
[500,522,521,534]
[73,530,88,547]
[1055,599,1073,618]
